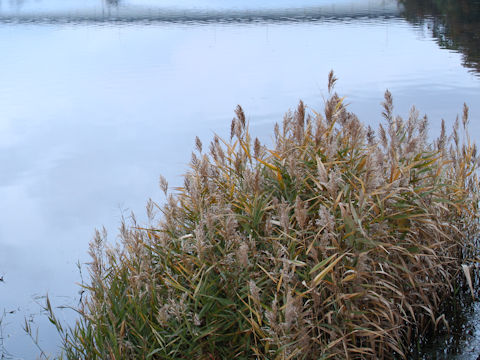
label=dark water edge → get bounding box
[411,270,480,359]
[400,0,480,75]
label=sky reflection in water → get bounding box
[0,1,479,358]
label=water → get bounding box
[0,0,479,358]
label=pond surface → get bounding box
[0,0,479,358]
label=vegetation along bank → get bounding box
[49,73,480,359]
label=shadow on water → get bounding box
[410,269,480,359]
[400,0,480,75]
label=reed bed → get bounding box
[50,73,479,359]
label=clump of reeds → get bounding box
[50,72,479,359]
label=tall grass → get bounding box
[49,73,479,359]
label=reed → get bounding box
[49,72,480,359]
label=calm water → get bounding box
[0,0,479,358]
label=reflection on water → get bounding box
[0,0,402,23]
[400,0,480,74]
[0,1,478,359]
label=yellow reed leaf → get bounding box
[312,254,346,287]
